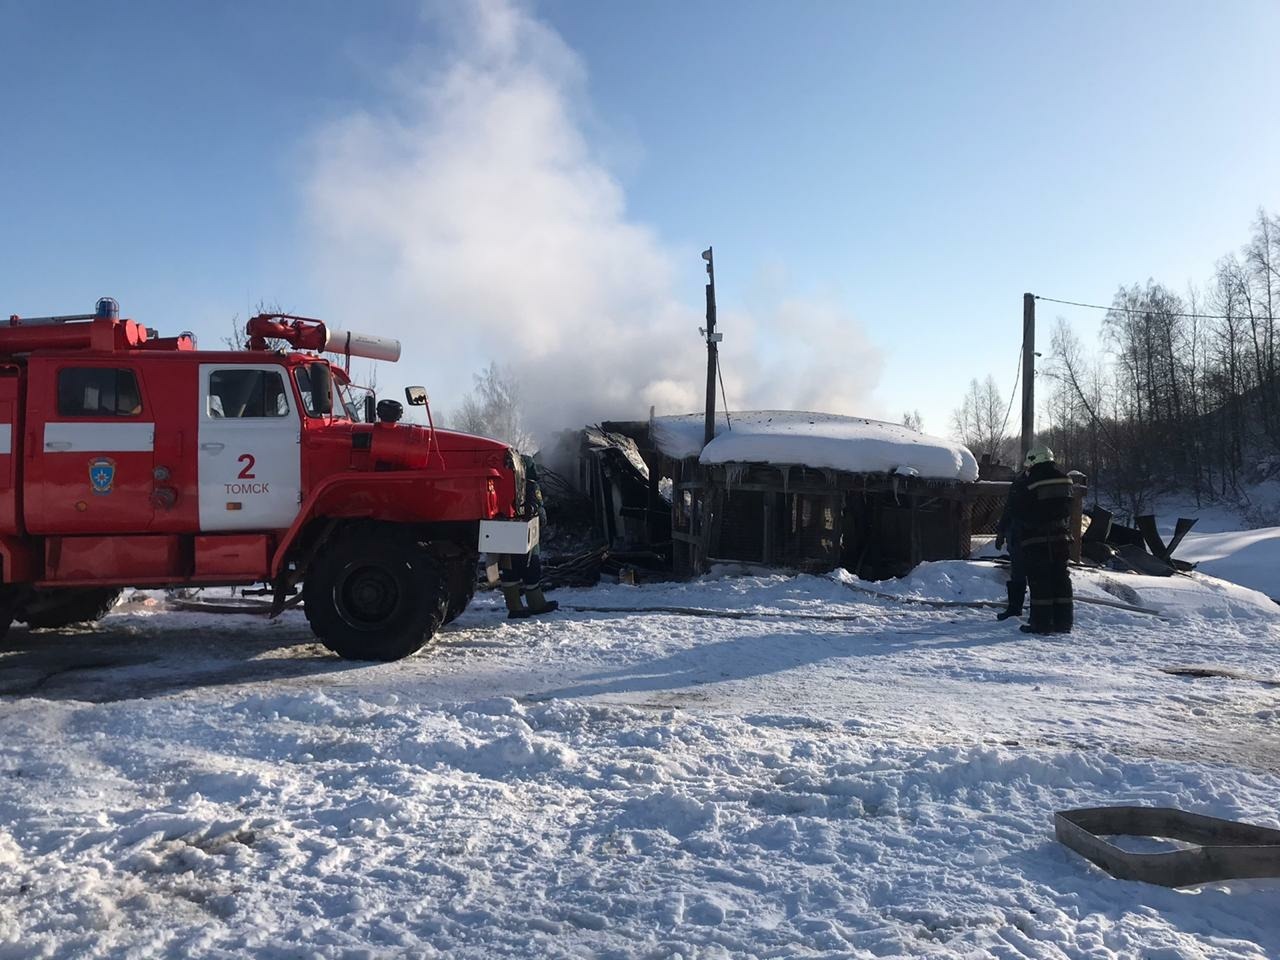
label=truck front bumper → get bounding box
[478,516,540,555]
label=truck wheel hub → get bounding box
[335,564,402,629]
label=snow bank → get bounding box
[850,559,1280,622]
[1175,526,1280,600]
[651,410,979,481]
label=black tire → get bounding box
[442,561,477,625]
[21,587,124,629]
[303,531,447,661]
[0,586,18,641]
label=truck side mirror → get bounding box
[405,386,428,406]
[363,394,376,423]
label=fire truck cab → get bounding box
[0,299,537,660]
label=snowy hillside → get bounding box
[1175,527,1280,600]
[1,564,1278,958]
[1147,497,1280,599]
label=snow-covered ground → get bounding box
[2,563,1279,958]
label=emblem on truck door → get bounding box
[88,457,117,495]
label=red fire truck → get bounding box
[0,299,537,660]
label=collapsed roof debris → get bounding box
[1081,507,1198,577]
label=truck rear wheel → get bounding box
[21,588,124,629]
[442,561,477,625]
[303,533,447,661]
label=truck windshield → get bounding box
[295,363,341,419]
[338,382,374,422]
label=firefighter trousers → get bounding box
[499,547,544,591]
[1023,539,1072,633]
[1006,538,1027,590]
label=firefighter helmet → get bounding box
[1024,444,1055,468]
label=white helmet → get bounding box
[1024,444,1055,468]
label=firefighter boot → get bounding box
[1053,575,1074,633]
[1020,601,1054,634]
[995,582,1025,621]
[1053,601,1074,634]
[501,584,530,620]
[523,587,559,617]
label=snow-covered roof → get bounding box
[651,411,979,482]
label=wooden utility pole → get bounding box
[1021,292,1036,460]
[703,247,719,448]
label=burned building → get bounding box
[651,412,983,578]
[573,425,664,549]
[559,411,1033,580]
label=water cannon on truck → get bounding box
[0,300,538,660]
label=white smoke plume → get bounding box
[304,0,882,442]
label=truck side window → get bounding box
[294,363,335,418]
[57,368,143,417]
[209,369,290,418]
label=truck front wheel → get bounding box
[303,533,447,661]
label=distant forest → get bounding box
[954,209,1280,521]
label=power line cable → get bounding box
[716,355,732,430]
[1034,294,1239,322]
[995,343,1022,455]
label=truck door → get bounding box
[198,363,302,531]
[24,361,156,534]
[0,366,22,535]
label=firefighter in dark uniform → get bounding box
[994,465,1029,621]
[499,455,559,620]
[1011,444,1074,634]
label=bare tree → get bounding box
[1244,209,1280,444]
[1209,255,1251,494]
[223,316,245,351]
[225,299,289,351]
[450,362,536,453]
[951,375,1015,463]
[1043,318,1132,511]
[1029,208,1280,518]
[901,410,924,433]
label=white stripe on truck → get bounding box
[44,421,155,453]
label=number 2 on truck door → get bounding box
[197,364,302,531]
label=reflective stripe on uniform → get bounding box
[1029,477,1073,501]
[1035,489,1071,502]
[1021,534,1071,546]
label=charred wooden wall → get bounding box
[662,461,977,579]
[575,427,1085,580]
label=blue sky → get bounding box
[3,0,1278,437]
